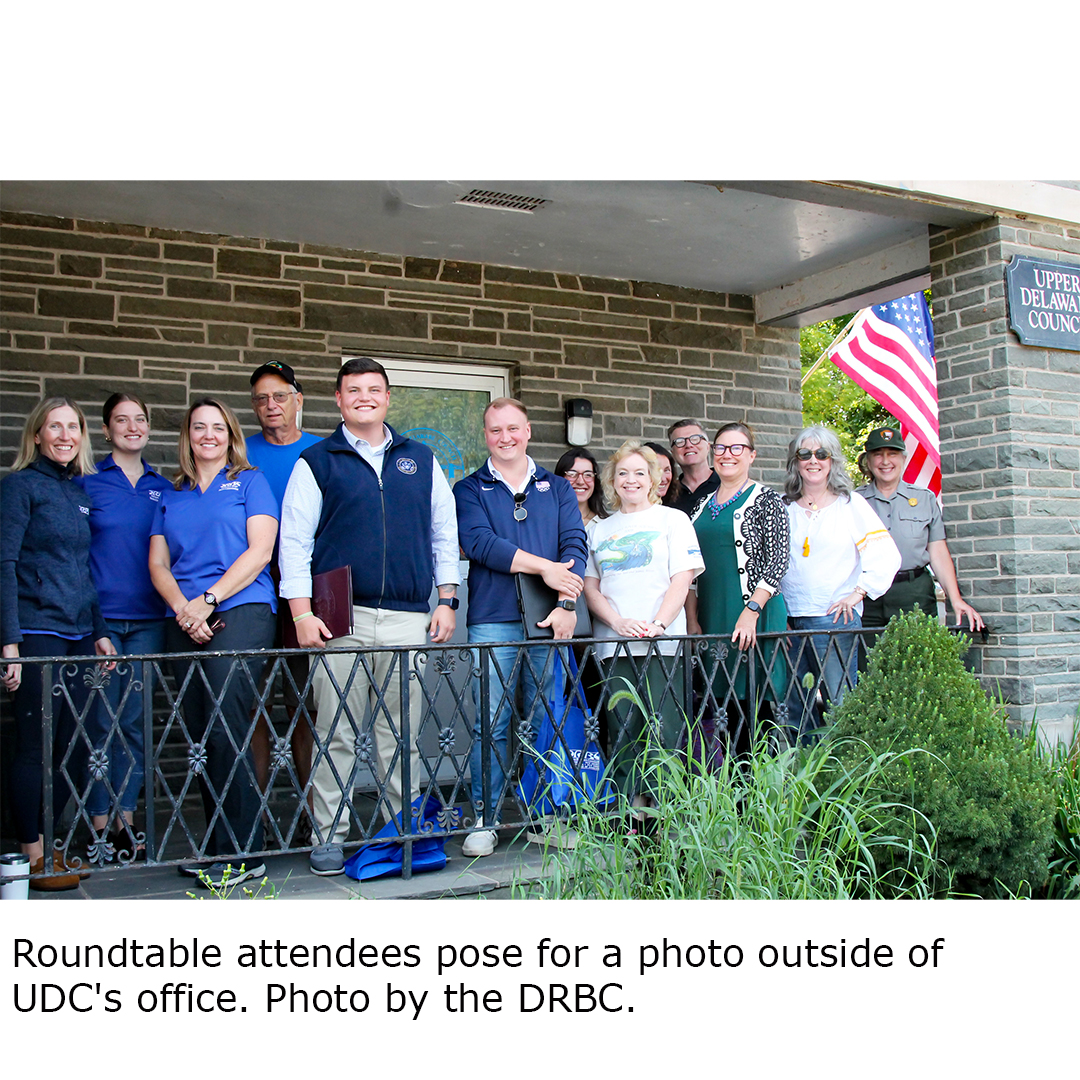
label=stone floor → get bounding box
[21,831,549,901]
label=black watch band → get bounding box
[745,600,762,613]
[437,597,459,610]
[556,599,576,612]
[203,591,219,607]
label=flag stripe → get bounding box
[825,291,942,497]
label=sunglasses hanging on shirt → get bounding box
[513,492,528,522]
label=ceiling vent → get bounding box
[456,189,547,213]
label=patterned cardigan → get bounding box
[690,482,790,599]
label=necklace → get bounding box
[709,481,748,519]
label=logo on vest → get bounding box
[78,505,90,515]
[218,481,241,491]
[396,458,418,475]
[535,480,550,492]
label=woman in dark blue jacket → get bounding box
[76,392,171,860]
[1,397,117,890]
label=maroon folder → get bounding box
[282,565,353,649]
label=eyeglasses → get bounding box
[671,434,708,448]
[796,448,832,461]
[564,470,595,481]
[713,443,752,457]
[252,391,296,407]
[513,492,528,522]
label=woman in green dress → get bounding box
[685,423,789,751]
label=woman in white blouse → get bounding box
[780,426,900,742]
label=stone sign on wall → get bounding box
[1005,255,1080,351]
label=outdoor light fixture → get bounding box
[564,398,593,446]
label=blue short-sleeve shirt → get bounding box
[76,455,172,621]
[151,468,279,614]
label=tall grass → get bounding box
[521,696,940,900]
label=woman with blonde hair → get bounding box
[584,441,704,802]
[1,397,116,889]
[149,397,279,887]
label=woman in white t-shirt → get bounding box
[584,441,705,802]
[780,426,900,742]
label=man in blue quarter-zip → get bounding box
[454,398,587,857]
[278,357,460,877]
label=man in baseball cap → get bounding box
[246,361,324,843]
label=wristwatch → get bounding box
[745,600,762,613]
[437,597,459,610]
[203,591,219,607]
[556,599,576,612]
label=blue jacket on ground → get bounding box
[301,424,436,613]
[454,461,587,626]
[1,457,109,646]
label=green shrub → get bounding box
[826,610,1056,897]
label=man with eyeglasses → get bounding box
[454,398,588,856]
[246,361,324,843]
[668,419,721,515]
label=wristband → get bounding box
[292,612,313,623]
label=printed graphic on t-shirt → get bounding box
[595,530,661,574]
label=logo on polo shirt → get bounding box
[396,458,417,475]
[536,480,550,492]
[149,489,162,501]
[218,481,241,491]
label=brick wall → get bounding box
[0,211,801,483]
[932,215,1080,739]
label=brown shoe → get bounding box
[28,851,90,892]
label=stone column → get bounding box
[931,215,1080,743]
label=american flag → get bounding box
[826,291,941,496]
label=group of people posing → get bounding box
[1,358,984,888]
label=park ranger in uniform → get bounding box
[855,426,984,632]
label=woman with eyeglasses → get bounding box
[553,449,609,534]
[780,425,900,742]
[643,442,684,510]
[684,423,789,750]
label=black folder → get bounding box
[515,572,592,639]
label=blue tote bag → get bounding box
[515,650,617,815]
[343,794,448,881]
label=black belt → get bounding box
[893,565,929,583]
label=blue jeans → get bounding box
[85,619,164,816]
[468,622,556,821]
[785,613,860,743]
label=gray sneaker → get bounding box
[309,844,345,876]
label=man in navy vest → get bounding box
[279,357,460,876]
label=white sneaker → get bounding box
[526,816,578,850]
[462,822,498,857]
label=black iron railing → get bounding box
[3,626,987,882]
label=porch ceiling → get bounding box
[2,179,1062,325]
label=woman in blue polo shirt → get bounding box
[149,397,278,887]
[76,393,171,860]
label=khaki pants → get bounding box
[310,606,427,845]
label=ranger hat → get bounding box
[863,426,904,453]
[249,360,302,394]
